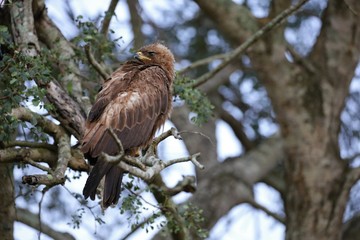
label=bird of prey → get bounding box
[81,43,175,207]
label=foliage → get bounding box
[174,75,214,125]
[0,25,52,142]
[119,177,208,237]
[172,203,208,239]
[73,15,120,65]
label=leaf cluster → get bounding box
[0,25,52,142]
[174,75,214,125]
[181,203,208,239]
[73,16,120,65]
[164,203,208,239]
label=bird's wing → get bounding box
[81,65,171,160]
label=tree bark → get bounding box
[0,163,15,240]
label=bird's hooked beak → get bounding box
[135,51,152,62]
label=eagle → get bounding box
[81,43,175,207]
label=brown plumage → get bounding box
[81,43,175,207]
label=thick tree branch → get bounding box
[10,0,39,56]
[0,147,88,172]
[12,107,62,138]
[5,140,57,151]
[100,0,120,36]
[126,0,144,49]
[16,207,76,240]
[160,175,197,196]
[45,80,86,139]
[33,0,92,114]
[189,0,310,88]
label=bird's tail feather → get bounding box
[83,159,124,207]
[104,166,124,207]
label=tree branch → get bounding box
[160,175,197,196]
[126,0,144,49]
[84,44,109,80]
[16,207,76,240]
[100,0,120,36]
[10,0,39,56]
[101,127,202,239]
[246,199,285,224]
[149,175,191,240]
[219,108,255,151]
[33,0,92,114]
[102,127,203,180]
[10,0,86,139]
[178,52,228,74]
[11,108,81,186]
[0,147,88,172]
[189,0,310,88]
[4,140,57,151]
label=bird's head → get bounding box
[135,43,175,80]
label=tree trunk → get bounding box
[284,129,349,240]
[0,163,15,240]
[193,0,360,239]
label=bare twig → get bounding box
[108,128,125,158]
[219,109,254,151]
[286,45,317,74]
[164,153,203,169]
[24,158,53,174]
[246,199,285,224]
[189,0,310,88]
[179,130,216,147]
[84,44,110,80]
[153,127,182,146]
[178,52,228,74]
[119,212,162,240]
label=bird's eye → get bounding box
[147,51,156,56]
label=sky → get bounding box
[11,0,295,239]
